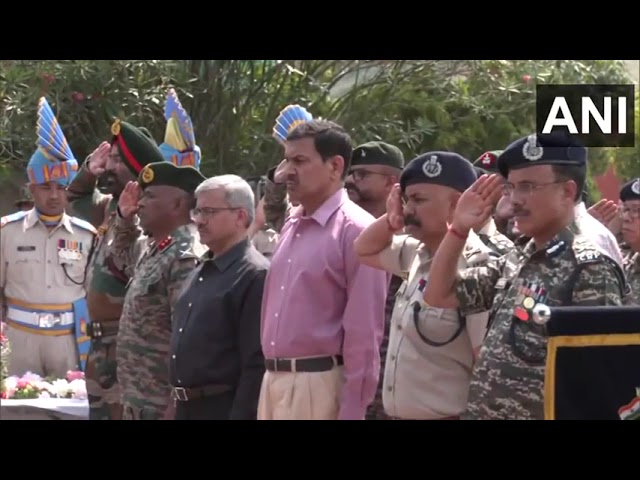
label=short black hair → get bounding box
[287,120,352,179]
[552,164,586,202]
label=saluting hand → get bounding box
[386,184,405,231]
[87,141,111,176]
[452,174,503,233]
[588,199,621,234]
[118,181,141,220]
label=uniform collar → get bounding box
[24,208,74,234]
[478,218,498,237]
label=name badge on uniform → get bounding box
[57,239,83,262]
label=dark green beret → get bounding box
[351,141,404,169]
[497,133,587,178]
[15,185,33,206]
[138,161,206,194]
[473,150,503,175]
[620,178,640,202]
[400,151,476,193]
[111,119,166,177]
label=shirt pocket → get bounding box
[11,251,42,287]
[409,305,464,348]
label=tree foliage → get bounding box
[1,59,635,188]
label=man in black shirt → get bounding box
[169,174,269,420]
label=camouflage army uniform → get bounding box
[262,176,289,233]
[477,218,514,257]
[116,223,205,420]
[365,274,403,420]
[66,163,142,420]
[623,251,640,305]
[455,225,625,420]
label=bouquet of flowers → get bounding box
[1,370,87,400]
[0,323,9,396]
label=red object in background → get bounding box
[522,74,531,83]
[71,91,85,103]
[594,163,622,202]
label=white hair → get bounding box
[195,174,255,226]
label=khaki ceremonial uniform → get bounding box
[0,209,95,378]
[251,228,279,259]
[376,232,492,420]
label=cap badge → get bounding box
[481,153,493,166]
[141,165,154,184]
[523,134,543,161]
[632,178,640,195]
[422,155,442,178]
[111,118,121,136]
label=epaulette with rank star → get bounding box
[157,236,173,252]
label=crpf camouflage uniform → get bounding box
[623,251,640,305]
[456,226,625,420]
[66,120,167,420]
[476,218,514,257]
[262,166,290,233]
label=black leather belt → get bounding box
[171,384,233,402]
[87,321,119,339]
[264,355,343,373]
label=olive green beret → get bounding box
[138,161,206,194]
[351,141,404,169]
[111,119,166,177]
[473,150,504,175]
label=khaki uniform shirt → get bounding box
[251,228,279,259]
[1,209,95,318]
[376,231,493,419]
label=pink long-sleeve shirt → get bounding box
[261,188,388,420]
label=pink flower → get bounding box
[66,370,84,382]
[21,372,42,383]
[16,379,30,389]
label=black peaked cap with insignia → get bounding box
[138,161,206,194]
[352,141,405,169]
[620,177,640,202]
[400,151,477,193]
[497,133,587,178]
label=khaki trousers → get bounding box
[257,365,344,420]
[5,323,78,379]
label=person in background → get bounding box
[258,119,388,420]
[169,175,268,419]
[344,140,404,421]
[247,176,279,258]
[158,88,202,169]
[14,185,34,211]
[619,178,640,305]
[472,150,515,254]
[1,97,96,379]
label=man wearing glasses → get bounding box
[167,175,268,420]
[345,141,404,421]
[619,178,640,305]
[422,133,627,420]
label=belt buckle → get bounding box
[90,322,103,338]
[173,387,188,402]
[38,313,61,328]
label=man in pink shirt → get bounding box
[258,120,389,420]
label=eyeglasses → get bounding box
[501,180,565,197]
[621,206,640,219]
[190,207,238,221]
[348,169,389,181]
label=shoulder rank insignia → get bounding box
[1,210,29,228]
[70,216,98,235]
[157,236,173,252]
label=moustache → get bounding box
[345,182,359,194]
[404,214,421,227]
